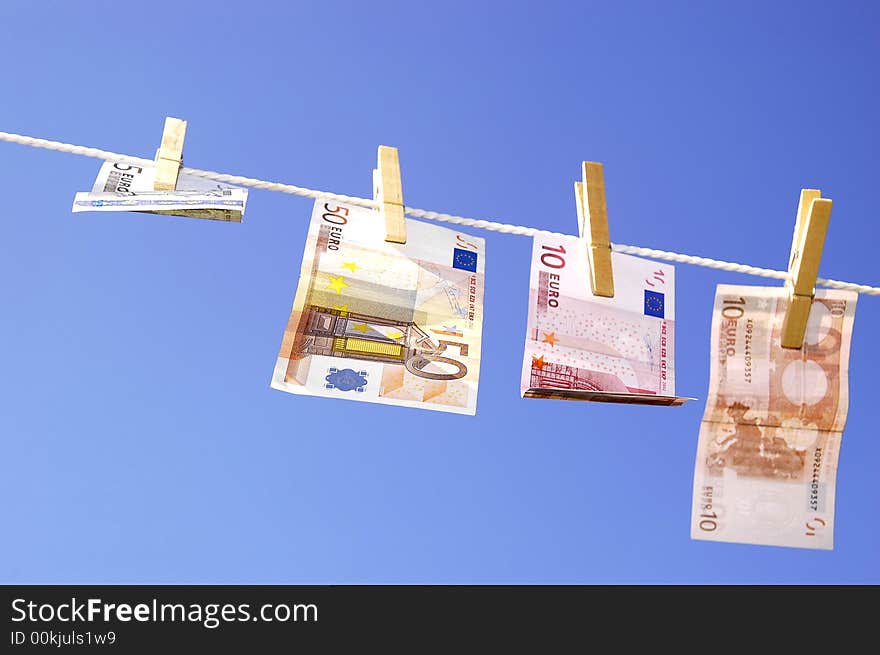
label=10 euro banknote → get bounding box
[691,285,857,549]
[271,200,485,415]
[72,160,248,222]
[522,233,690,405]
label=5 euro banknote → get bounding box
[72,160,248,222]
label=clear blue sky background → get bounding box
[1,1,877,583]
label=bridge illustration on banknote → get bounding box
[295,305,469,381]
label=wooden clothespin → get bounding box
[153,116,187,191]
[373,145,406,243]
[780,189,833,349]
[574,161,614,297]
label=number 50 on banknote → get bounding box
[271,200,486,415]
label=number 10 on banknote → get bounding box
[521,234,691,405]
[271,200,485,415]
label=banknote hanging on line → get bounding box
[271,200,485,415]
[691,285,857,550]
[522,232,691,405]
[72,160,248,222]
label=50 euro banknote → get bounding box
[271,200,485,415]
[72,160,248,222]
[691,285,857,549]
[522,234,690,405]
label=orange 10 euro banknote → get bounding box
[691,285,857,549]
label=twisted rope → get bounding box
[2,129,877,295]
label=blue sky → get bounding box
[1,1,877,583]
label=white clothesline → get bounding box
[1,129,877,296]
